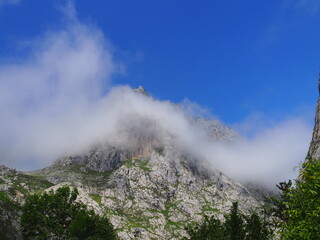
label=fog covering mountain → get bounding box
[0,86,270,240]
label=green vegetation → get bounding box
[245,213,270,240]
[21,186,117,240]
[0,191,20,211]
[185,215,225,240]
[125,159,150,172]
[185,202,272,240]
[18,173,53,191]
[89,193,103,205]
[0,177,5,184]
[224,202,246,240]
[202,205,220,213]
[273,160,320,239]
[1,171,53,197]
[44,164,114,188]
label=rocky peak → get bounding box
[0,165,16,176]
[133,85,149,96]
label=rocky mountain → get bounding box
[0,86,265,240]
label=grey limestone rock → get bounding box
[307,97,320,161]
[37,139,264,239]
[134,86,149,96]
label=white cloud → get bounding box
[0,4,118,169]
[207,117,312,188]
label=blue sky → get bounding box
[0,0,319,124]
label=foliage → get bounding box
[185,216,225,240]
[185,202,271,240]
[68,210,117,240]
[224,202,245,240]
[245,213,270,240]
[21,186,117,240]
[270,180,292,223]
[278,160,320,240]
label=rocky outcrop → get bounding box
[134,86,149,96]
[307,97,320,161]
[191,117,239,142]
[100,146,262,240]
[0,167,22,240]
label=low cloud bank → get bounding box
[0,2,313,188]
[208,118,312,187]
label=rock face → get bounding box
[307,97,320,161]
[0,166,22,240]
[133,86,149,96]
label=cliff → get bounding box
[307,97,320,161]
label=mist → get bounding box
[0,2,313,188]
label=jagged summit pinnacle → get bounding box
[133,85,149,96]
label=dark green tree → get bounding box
[21,186,117,240]
[186,202,273,240]
[224,202,245,240]
[245,213,270,240]
[185,216,225,240]
[68,209,117,239]
[270,180,292,223]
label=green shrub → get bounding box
[21,186,117,240]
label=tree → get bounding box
[270,180,292,223]
[185,216,225,240]
[224,202,245,240]
[68,210,117,240]
[245,213,270,240]
[21,186,117,240]
[279,160,320,239]
[185,202,272,240]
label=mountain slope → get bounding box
[35,145,263,240]
[33,115,263,239]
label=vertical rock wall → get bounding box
[307,95,320,161]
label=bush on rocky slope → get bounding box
[21,186,117,240]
